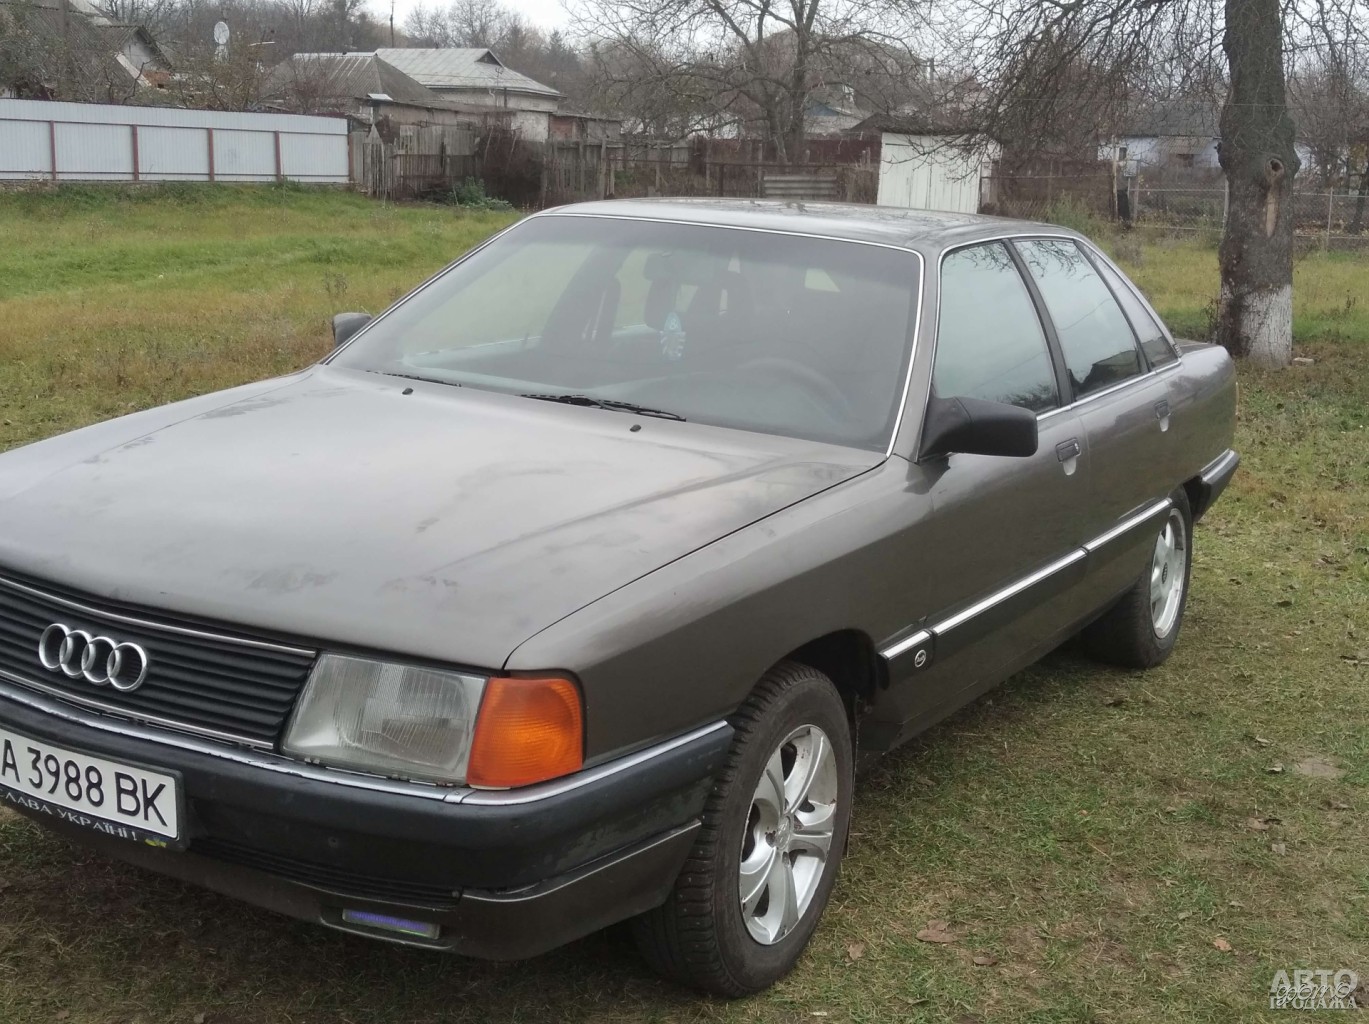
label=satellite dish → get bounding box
[213,20,230,45]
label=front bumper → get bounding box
[0,679,731,959]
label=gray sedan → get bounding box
[0,200,1237,995]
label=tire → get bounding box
[632,661,854,996]
[1083,487,1193,669]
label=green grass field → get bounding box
[0,186,1365,1024]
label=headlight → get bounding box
[282,654,485,784]
[282,654,585,789]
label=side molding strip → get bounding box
[880,497,1173,664]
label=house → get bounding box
[0,0,170,100]
[372,48,561,141]
[549,110,622,145]
[1101,99,1222,173]
[264,52,475,129]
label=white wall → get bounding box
[877,134,988,214]
[511,108,550,142]
[0,98,349,183]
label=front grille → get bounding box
[193,838,461,908]
[0,573,317,747]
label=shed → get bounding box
[876,133,991,215]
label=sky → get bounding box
[378,0,575,38]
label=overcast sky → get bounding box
[377,0,575,38]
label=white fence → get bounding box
[0,99,350,184]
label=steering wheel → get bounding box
[735,357,853,418]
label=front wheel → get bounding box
[632,662,853,996]
[1083,487,1193,668]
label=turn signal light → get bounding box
[466,676,583,789]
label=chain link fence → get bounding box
[984,172,1369,251]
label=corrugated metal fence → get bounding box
[0,99,349,184]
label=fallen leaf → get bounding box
[1266,763,1285,774]
[846,941,866,962]
[916,920,957,944]
[1102,696,1127,707]
[1213,937,1233,952]
[1177,911,1192,920]
[1252,736,1272,747]
[1245,817,1270,832]
[811,1013,830,1018]
[54,1013,70,1022]
[1229,900,1244,908]
[1271,842,1287,855]
[972,954,998,966]
[1326,801,1351,811]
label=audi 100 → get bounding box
[0,200,1238,994]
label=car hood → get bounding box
[0,368,877,668]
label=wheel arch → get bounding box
[779,628,888,721]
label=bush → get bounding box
[447,178,513,211]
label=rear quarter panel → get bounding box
[1167,342,1238,482]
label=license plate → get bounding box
[0,726,182,846]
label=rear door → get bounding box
[880,241,1090,737]
[1012,238,1176,600]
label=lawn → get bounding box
[0,186,1365,1024]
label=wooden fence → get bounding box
[351,124,879,207]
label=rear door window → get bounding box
[1014,239,1144,398]
[933,242,1058,413]
[1093,257,1178,367]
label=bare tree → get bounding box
[945,0,1368,366]
[91,0,178,34]
[403,0,524,46]
[572,0,924,161]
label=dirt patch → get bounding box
[1292,757,1345,780]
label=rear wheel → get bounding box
[1083,488,1193,668]
[633,662,853,996]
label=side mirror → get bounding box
[331,312,372,349]
[919,394,1039,461]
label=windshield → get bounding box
[330,215,921,450]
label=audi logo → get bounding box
[37,623,151,693]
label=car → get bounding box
[0,199,1238,995]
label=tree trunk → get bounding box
[1348,154,1369,235]
[1215,0,1300,367]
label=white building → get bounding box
[372,49,561,142]
[877,132,995,215]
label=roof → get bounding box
[372,48,560,99]
[0,0,143,95]
[1118,98,1221,139]
[265,52,460,110]
[539,198,1070,254]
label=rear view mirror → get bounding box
[331,312,372,349]
[919,395,1039,461]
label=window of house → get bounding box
[932,242,1059,413]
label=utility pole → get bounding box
[389,0,395,46]
[56,0,75,98]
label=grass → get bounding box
[0,185,1366,1024]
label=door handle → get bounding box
[1154,399,1171,432]
[1056,438,1082,462]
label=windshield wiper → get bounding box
[519,393,686,421]
[375,371,461,387]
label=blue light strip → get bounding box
[340,908,440,940]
